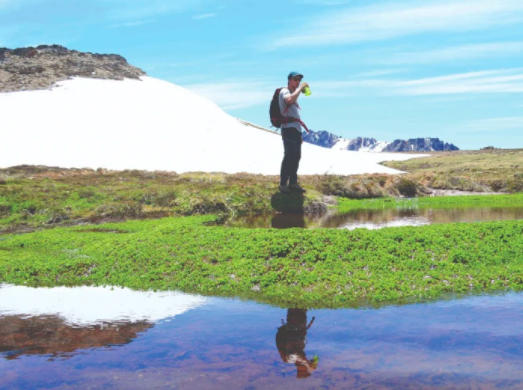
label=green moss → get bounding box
[1,215,523,308]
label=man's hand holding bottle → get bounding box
[299,82,311,96]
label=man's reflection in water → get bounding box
[271,214,306,229]
[276,309,317,378]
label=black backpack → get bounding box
[269,87,284,128]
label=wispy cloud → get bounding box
[465,117,523,131]
[269,0,523,49]
[185,68,523,108]
[183,81,272,110]
[384,42,523,65]
[352,68,409,78]
[293,0,352,5]
[192,13,216,20]
[394,69,523,95]
[110,20,154,28]
[315,68,523,96]
[1,0,213,26]
[102,0,212,23]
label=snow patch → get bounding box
[0,77,426,174]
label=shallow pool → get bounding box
[220,206,523,230]
[2,285,523,389]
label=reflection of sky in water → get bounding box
[223,206,523,230]
[0,285,207,325]
[341,215,430,230]
[2,285,523,389]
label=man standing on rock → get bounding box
[279,71,309,194]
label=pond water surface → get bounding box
[2,284,523,389]
[221,206,523,230]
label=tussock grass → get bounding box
[1,215,523,308]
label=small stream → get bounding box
[2,285,523,389]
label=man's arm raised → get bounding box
[285,82,309,105]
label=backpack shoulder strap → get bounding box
[280,87,292,115]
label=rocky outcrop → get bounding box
[382,138,459,152]
[0,44,146,92]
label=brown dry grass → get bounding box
[0,165,430,232]
[2,150,521,232]
[383,149,523,193]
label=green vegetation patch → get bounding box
[338,193,523,212]
[1,216,523,308]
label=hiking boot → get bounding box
[279,184,291,194]
[289,183,306,192]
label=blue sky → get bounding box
[1,0,523,149]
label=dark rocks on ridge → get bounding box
[346,137,379,151]
[302,130,341,149]
[0,44,146,93]
[303,129,460,152]
[382,138,460,152]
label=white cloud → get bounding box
[315,68,523,96]
[293,0,352,4]
[192,13,216,20]
[193,69,523,106]
[107,0,208,19]
[384,42,523,65]
[269,0,523,49]
[1,0,213,28]
[352,68,408,78]
[183,81,271,110]
[465,117,523,131]
[110,20,154,28]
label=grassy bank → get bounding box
[1,151,521,233]
[384,149,523,193]
[0,166,424,233]
[1,216,522,308]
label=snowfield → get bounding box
[1,76,426,174]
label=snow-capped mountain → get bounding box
[303,130,460,152]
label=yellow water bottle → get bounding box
[302,86,311,96]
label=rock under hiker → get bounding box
[279,71,310,194]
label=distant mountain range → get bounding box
[303,130,460,152]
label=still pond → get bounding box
[2,285,523,389]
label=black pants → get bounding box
[280,127,302,186]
